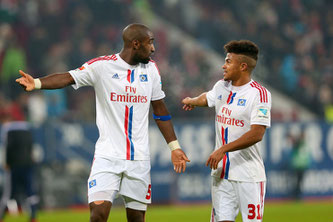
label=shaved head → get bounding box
[237,54,257,71]
[122,23,151,47]
[119,23,155,65]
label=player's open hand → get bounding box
[206,148,225,170]
[171,149,190,173]
[16,70,35,91]
[182,97,195,111]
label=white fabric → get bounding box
[206,80,271,182]
[211,178,266,222]
[122,196,148,211]
[168,140,181,151]
[69,53,165,160]
[34,78,41,89]
[88,190,148,211]
[87,157,152,204]
[88,190,118,204]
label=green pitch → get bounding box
[4,201,333,222]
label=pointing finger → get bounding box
[19,70,27,77]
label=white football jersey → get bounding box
[69,54,165,161]
[206,79,271,182]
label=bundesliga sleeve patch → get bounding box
[257,107,269,119]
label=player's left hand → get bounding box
[206,148,225,170]
[171,149,190,173]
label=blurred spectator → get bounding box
[1,37,27,100]
[287,129,312,200]
[324,105,333,122]
[0,109,39,222]
[279,54,299,93]
[26,92,47,126]
[43,90,67,119]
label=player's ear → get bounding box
[240,62,248,71]
[133,39,140,50]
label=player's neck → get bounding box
[119,50,138,66]
[231,75,251,87]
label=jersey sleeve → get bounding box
[250,89,272,127]
[206,81,220,107]
[150,62,166,101]
[68,60,97,89]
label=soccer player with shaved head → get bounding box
[16,23,190,222]
[182,40,271,222]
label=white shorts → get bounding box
[211,177,266,222]
[87,156,152,206]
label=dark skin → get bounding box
[16,23,189,222]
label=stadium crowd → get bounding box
[150,0,333,121]
[0,0,332,124]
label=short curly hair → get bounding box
[224,40,259,61]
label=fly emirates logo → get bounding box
[110,86,148,103]
[216,107,244,127]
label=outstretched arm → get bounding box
[16,70,75,91]
[182,92,208,111]
[151,99,190,173]
[206,124,267,169]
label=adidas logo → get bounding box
[112,73,119,79]
[217,95,222,100]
